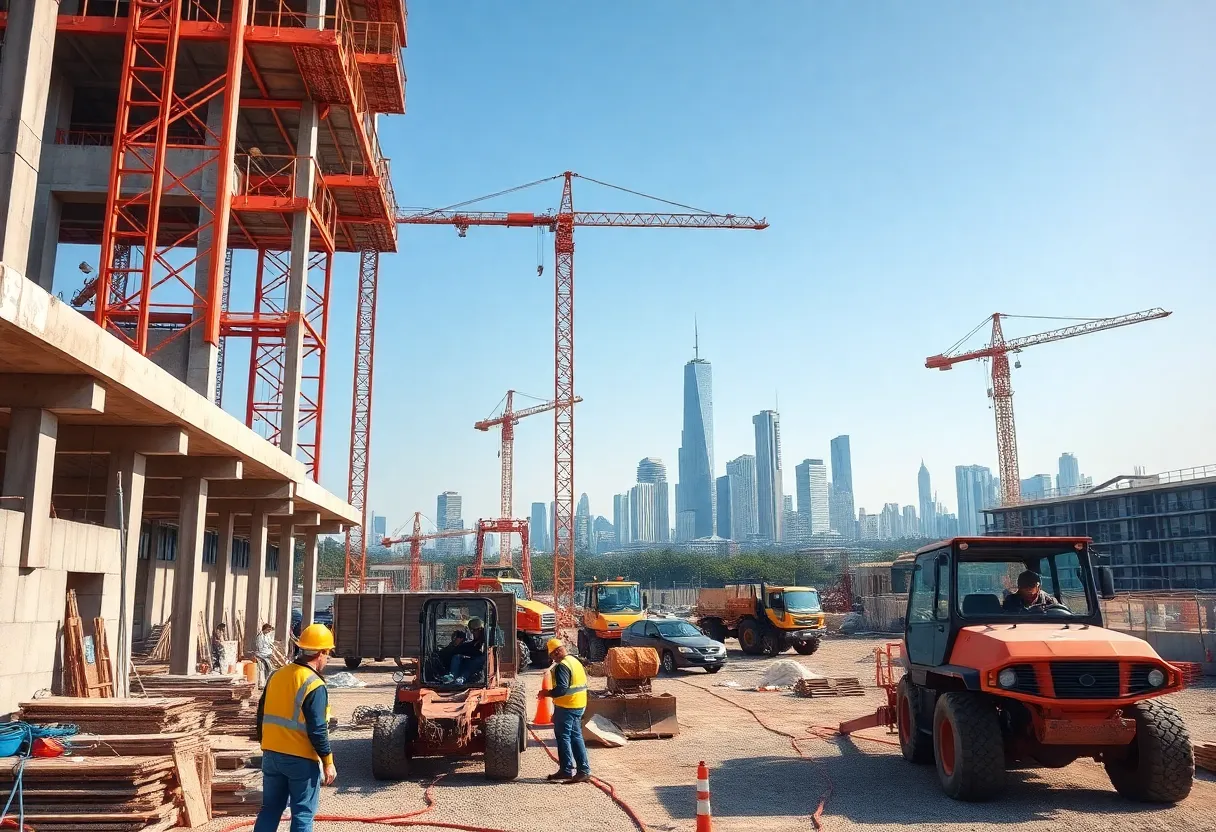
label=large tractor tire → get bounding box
[517,639,531,673]
[932,692,1006,801]
[484,712,522,781]
[1104,699,1194,803]
[344,657,362,670]
[738,620,763,655]
[530,649,551,668]
[371,714,412,781]
[577,630,590,659]
[793,638,821,656]
[587,634,607,662]
[759,630,784,656]
[896,677,934,764]
[505,684,529,751]
[703,619,728,644]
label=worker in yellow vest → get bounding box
[254,624,337,832]
[538,638,591,784]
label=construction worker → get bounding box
[253,623,276,686]
[1003,571,1059,612]
[253,623,337,832]
[445,616,487,683]
[538,637,591,784]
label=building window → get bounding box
[202,531,218,565]
[231,538,251,570]
[267,545,279,574]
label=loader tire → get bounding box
[759,631,784,656]
[704,620,728,644]
[738,620,763,655]
[517,639,531,672]
[588,634,607,662]
[371,714,411,781]
[1104,699,1193,803]
[933,692,1006,801]
[505,684,529,751]
[344,657,362,670]
[793,638,821,656]
[484,713,522,781]
[897,677,934,764]
[577,630,589,659]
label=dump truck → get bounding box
[457,564,557,667]
[696,582,826,655]
[369,591,526,781]
[577,578,646,661]
[841,536,1194,803]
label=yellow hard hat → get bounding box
[297,623,335,652]
[546,638,563,654]
[467,617,484,630]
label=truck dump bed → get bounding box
[696,584,759,618]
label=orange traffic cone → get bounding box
[696,760,712,832]
[532,672,554,727]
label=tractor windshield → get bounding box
[956,549,1093,618]
[500,581,528,602]
[597,584,642,613]
[783,590,822,613]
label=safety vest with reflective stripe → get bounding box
[547,655,588,710]
[260,662,332,762]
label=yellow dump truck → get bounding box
[577,578,645,661]
[696,582,826,656]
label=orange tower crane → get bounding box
[382,512,477,592]
[926,308,1171,506]
[475,391,583,564]
[398,172,767,627]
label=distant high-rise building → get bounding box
[902,505,918,537]
[678,340,716,539]
[436,491,463,556]
[676,510,697,543]
[918,463,935,539]
[1021,474,1053,500]
[955,465,995,536]
[830,436,856,537]
[371,513,387,540]
[879,503,901,540]
[613,494,631,545]
[784,509,810,545]
[637,458,670,543]
[726,455,758,541]
[858,509,879,540]
[577,493,590,518]
[794,459,829,533]
[530,502,549,551]
[783,494,793,514]
[630,483,657,543]
[575,493,592,551]
[754,411,783,542]
[1058,453,1081,494]
[716,475,732,539]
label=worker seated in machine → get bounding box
[440,617,487,686]
[1002,570,1072,614]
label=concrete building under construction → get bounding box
[0,0,405,713]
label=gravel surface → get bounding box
[203,635,1216,832]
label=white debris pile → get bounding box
[758,659,824,688]
[582,714,627,748]
[325,671,367,688]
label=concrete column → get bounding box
[278,100,320,457]
[1,408,57,568]
[0,0,58,274]
[28,72,72,291]
[104,450,146,697]
[275,529,296,652]
[244,505,269,652]
[300,530,319,628]
[212,509,236,631]
[169,478,208,675]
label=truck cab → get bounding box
[456,565,556,667]
[697,582,826,656]
[577,579,644,661]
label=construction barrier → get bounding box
[696,760,712,832]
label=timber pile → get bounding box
[207,736,262,816]
[19,697,214,734]
[0,756,184,831]
[793,677,865,698]
[134,675,258,736]
[1197,742,1216,774]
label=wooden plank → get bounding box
[174,749,210,827]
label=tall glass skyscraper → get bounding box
[918,463,935,539]
[955,465,994,536]
[436,491,463,555]
[678,351,715,539]
[636,457,669,543]
[830,436,855,537]
[1058,453,1081,494]
[726,454,758,541]
[753,410,783,543]
[530,502,548,551]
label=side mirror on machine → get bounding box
[643,593,650,608]
[1098,566,1116,600]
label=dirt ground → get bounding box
[207,635,1216,832]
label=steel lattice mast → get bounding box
[926,307,1171,506]
[399,171,767,629]
[344,251,381,591]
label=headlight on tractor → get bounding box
[997,668,1018,689]
[678,646,697,654]
[1147,668,1166,688]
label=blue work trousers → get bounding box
[254,749,322,832]
[552,705,590,776]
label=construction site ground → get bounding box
[204,635,1216,832]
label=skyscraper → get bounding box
[636,458,670,543]
[783,494,793,513]
[575,492,592,550]
[678,340,716,539]
[794,458,829,533]
[726,454,758,541]
[716,475,732,538]
[1021,474,1053,500]
[436,491,463,555]
[902,505,918,537]
[577,493,590,519]
[753,410,783,543]
[830,436,856,537]
[918,462,935,539]
[613,493,631,545]
[879,503,901,540]
[1058,453,1081,494]
[630,482,657,543]
[530,502,549,551]
[371,513,387,540]
[955,465,995,536]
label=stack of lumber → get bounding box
[1196,742,1216,774]
[0,756,184,832]
[207,735,262,816]
[793,677,866,698]
[19,696,214,734]
[134,674,258,736]
[68,731,208,759]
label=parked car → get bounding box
[621,618,727,674]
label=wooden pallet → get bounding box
[19,696,212,735]
[1196,742,1216,774]
[793,677,866,698]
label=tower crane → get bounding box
[475,391,583,564]
[926,308,1171,507]
[398,171,767,627]
[382,512,476,592]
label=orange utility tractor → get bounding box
[841,536,1194,803]
[372,592,527,781]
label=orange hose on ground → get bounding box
[526,725,649,832]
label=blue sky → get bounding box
[52,2,1216,534]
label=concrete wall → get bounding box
[0,509,121,715]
